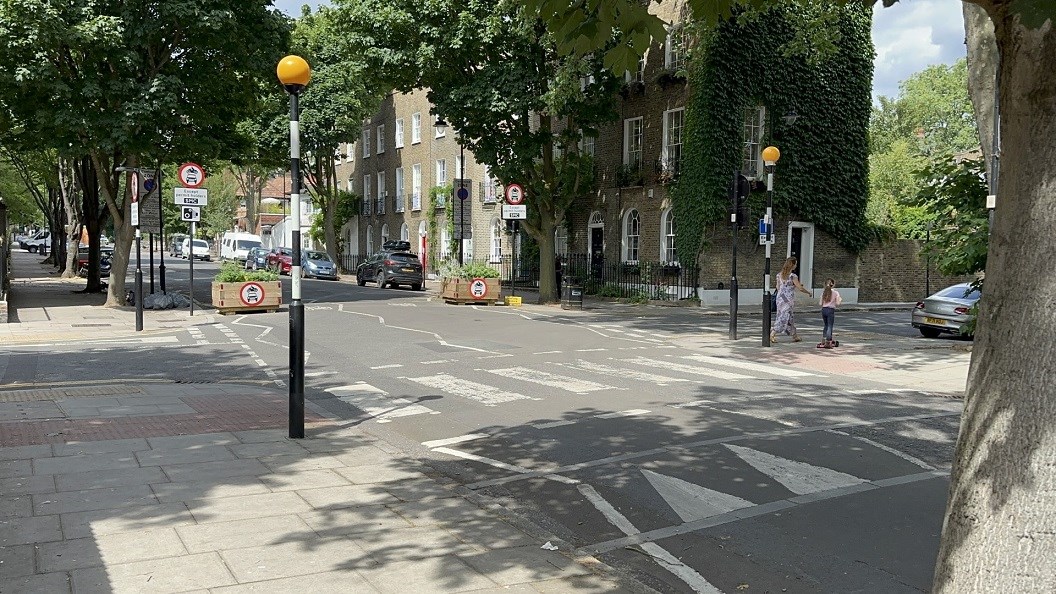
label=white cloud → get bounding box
[872,0,967,102]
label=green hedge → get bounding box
[672,4,873,262]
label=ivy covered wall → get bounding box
[673,5,874,263]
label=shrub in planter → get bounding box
[214,261,279,283]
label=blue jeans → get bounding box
[822,307,836,341]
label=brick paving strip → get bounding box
[0,389,331,447]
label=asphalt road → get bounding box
[82,255,970,592]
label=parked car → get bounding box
[244,247,268,271]
[181,238,211,261]
[912,283,980,338]
[169,234,187,257]
[301,250,339,280]
[76,247,114,277]
[356,251,424,290]
[266,247,294,275]
[381,239,412,252]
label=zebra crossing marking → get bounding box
[485,367,616,394]
[405,373,532,406]
[680,354,819,378]
[326,382,437,422]
[620,356,752,381]
[558,360,692,386]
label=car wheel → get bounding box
[357,273,367,286]
[919,327,941,339]
[204,256,210,262]
[376,271,388,288]
[28,245,38,253]
[412,283,422,291]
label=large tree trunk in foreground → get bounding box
[933,6,1056,592]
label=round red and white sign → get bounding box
[469,277,488,300]
[178,162,206,189]
[239,282,266,307]
[504,183,524,205]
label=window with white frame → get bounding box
[346,177,354,193]
[580,133,596,157]
[625,54,646,84]
[366,225,373,254]
[400,223,409,242]
[363,174,372,215]
[440,227,451,259]
[346,143,354,161]
[434,114,445,138]
[435,159,447,186]
[743,106,766,178]
[555,226,568,257]
[376,124,385,154]
[362,128,371,158]
[380,224,389,246]
[395,167,404,212]
[662,108,685,175]
[665,22,687,70]
[660,208,677,263]
[490,219,502,262]
[623,209,640,262]
[411,113,421,144]
[482,164,498,203]
[623,117,643,168]
[376,171,386,214]
[394,119,404,148]
[412,164,422,210]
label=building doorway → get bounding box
[786,222,815,290]
[588,211,604,278]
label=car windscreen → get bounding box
[305,251,331,262]
[237,240,261,250]
[192,240,208,248]
[936,285,979,300]
[388,253,419,263]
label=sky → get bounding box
[272,0,968,102]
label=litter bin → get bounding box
[561,281,583,310]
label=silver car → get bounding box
[911,283,980,338]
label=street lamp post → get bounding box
[277,55,311,439]
[760,146,780,347]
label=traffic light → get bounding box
[730,173,751,229]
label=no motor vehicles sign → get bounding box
[239,282,266,307]
[469,277,488,300]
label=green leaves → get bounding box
[909,155,989,278]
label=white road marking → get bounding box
[621,357,752,381]
[326,383,436,422]
[724,444,868,495]
[421,360,456,365]
[533,350,563,355]
[405,373,532,405]
[422,434,490,448]
[826,429,936,470]
[532,409,650,430]
[477,354,515,360]
[485,367,615,394]
[432,447,578,485]
[681,354,818,378]
[641,469,755,522]
[559,360,692,386]
[575,348,607,352]
[370,364,404,370]
[339,305,498,354]
[578,484,723,594]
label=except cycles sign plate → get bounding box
[501,204,526,220]
[469,277,488,300]
[239,282,266,307]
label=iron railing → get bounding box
[362,197,372,216]
[376,193,386,215]
[411,193,422,211]
[395,193,405,213]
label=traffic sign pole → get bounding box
[189,222,195,317]
[135,228,143,331]
[288,92,306,439]
[158,168,166,295]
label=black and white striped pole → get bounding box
[277,55,311,439]
[760,146,780,347]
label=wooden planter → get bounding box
[441,277,500,305]
[212,281,282,315]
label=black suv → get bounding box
[356,251,424,290]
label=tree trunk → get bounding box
[932,8,1056,592]
[962,4,998,180]
[92,152,132,307]
[78,157,105,293]
[536,215,557,304]
[60,159,82,279]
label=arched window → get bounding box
[623,209,640,262]
[400,223,409,242]
[490,218,502,262]
[380,224,389,247]
[660,208,677,263]
[366,225,374,254]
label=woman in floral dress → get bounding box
[771,257,813,343]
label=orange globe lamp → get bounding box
[277,55,311,94]
[761,146,781,166]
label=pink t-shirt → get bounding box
[820,289,842,308]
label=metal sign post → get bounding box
[189,221,195,316]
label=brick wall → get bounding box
[858,239,977,302]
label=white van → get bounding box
[22,230,51,253]
[182,238,211,261]
[220,232,262,262]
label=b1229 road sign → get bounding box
[181,206,201,222]
[469,277,489,300]
[178,162,206,189]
